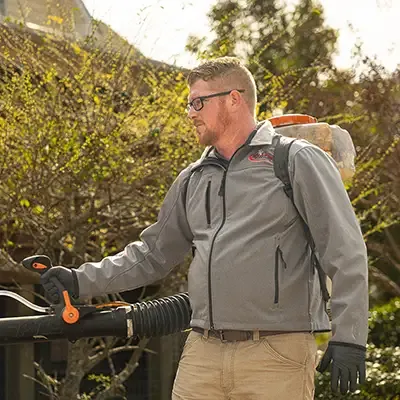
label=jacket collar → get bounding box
[248,120,275,146]
[199,120,276,161]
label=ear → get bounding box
[229,90,243,110]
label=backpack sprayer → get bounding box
[0,114,355,346]
[270,113,356,182]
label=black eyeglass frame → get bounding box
[186,89,245,112]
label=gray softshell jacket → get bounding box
[75,121,369,347]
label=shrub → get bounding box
[316,298,400,398]
[369,297,400,348]
[315,345,400,399]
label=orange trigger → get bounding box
[61,291,80,324]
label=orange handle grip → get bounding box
[22,255,53,275]
[61,291,80,324]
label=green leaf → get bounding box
[33,205,44,214]
[20,199,30,207]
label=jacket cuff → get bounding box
[329,341,367,352]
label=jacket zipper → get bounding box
[207,168,226,330]
[207,146,244,331]
[189,160,227,330]
[205,180,211,228]
[274,245,286,304]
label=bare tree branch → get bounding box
[369,265,400,296]
[0,249,39,281]
[384,228,400,264]
[94,338,151,400]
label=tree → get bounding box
[0,21,197,399]
[347,62,400,301]
[186,0,338,113]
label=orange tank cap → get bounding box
[269,114,317,128]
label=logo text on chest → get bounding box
[248,150,273,163]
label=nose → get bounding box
[187,106,196,120]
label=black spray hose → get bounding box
[0,292,192,345]
[130,292,191,337]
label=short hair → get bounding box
[187,57,257,113]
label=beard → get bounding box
[197,125,218,146]
[196,105,231,146]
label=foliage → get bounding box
[186,0,338,113]
[315,298,400,398]
[0,22,199,268]
[0,20,197,400]
[315,345,400,399]
[369,297,400,348]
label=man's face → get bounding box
[187,79,231,146]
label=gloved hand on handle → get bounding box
[40,266,80,304]
[317,341,366,395]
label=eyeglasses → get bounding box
[186,89,245,112]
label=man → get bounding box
[41,57,368,399]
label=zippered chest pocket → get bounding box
[274,244,287,304]
[186,173,224,233]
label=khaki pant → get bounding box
[172,331,318,400]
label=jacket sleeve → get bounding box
[290,143,369,347]
[75,167,194,299]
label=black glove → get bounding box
[40,266,79,304]
[317,341,366,395]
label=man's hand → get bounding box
[40,266,79,304]
[317,341,366,395]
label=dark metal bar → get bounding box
[0,308,129,346]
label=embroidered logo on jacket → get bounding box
[248,150,273,163]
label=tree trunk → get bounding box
[58,339,91,400]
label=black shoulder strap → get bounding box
[273,135,297,202]
[273,135,331,303]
